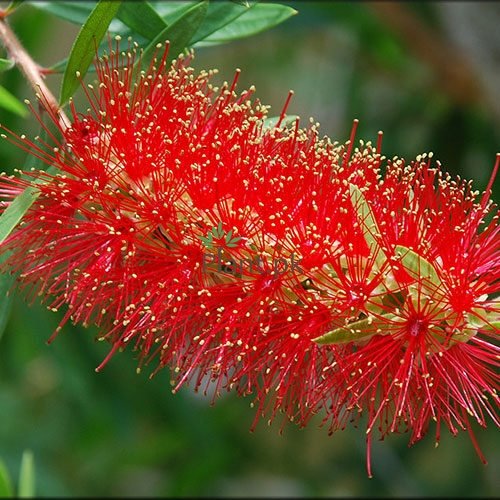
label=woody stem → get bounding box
[0,16,69,130]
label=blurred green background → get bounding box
[0,1,499,496]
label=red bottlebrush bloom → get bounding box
[0,39,498,477]
[312,153,500,476]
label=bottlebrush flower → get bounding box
[311,153,500,476]
[0,39,498,477]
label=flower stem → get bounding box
[0,16,69,130]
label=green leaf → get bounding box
[263,114,299,130]
[27,1,127,32]
[5,0,25,15]
[0,186,40,244]
[349,184,386,269]
[0,158,56,246]
[197,3,297,45]
[117,1,167,40]
[230,0,250,7]
[0,460,13,497]
[135,0,208,74]
[0,253,14,342]
[0,184,39,245]
[49,37,130,74]
[190,0,254,44]
[0,85,27,117]
[394,245,443,289]
[151,1,197,23]
[466,306,500,336]
[17,450,34,498]
[59,0,123,105]
[0,58,15,72]
[314,313,397,345]
[49,2,189,75]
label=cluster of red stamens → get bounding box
[0,40,498,476]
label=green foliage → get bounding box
[0,460,13,497]
[0,451,35,498]
[0,85,26,117]
[39,1,296,74]
[0,254,14,342]
[0,58,14,72]
[17,451,35,498]
[59,0,122,104]
[313,313,397,345]
[394,245,443,290]
[135,0,208,72]
[4,0,26,16]
[349,184,387,269]
[116,1,167,40]
[196,2,297,45]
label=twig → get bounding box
[0,16,69,130]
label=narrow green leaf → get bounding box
[190,0,254,44]
[349,184,386,269]
[5,0,25,15]
[0,85,27,117]
[17,450,34,498]
[0,253,14,342]
[198,3,297,45]
[263,114,299,130]
[0,58,14,72]
[487,321,500,330]
[230,0,250,7]
[27,1,128,32]
[135,0,208,74]
[49,37,127,74]
[394,245,443,289]
[466,306,500,335]
[314,314,397,345]
[0,460,13,497]
[0,186,40,244]
[59,0,122,105]
[0,160,57,246]
[117,1,167,40]
[152,1,197,23]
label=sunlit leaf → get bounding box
[17,450,34,498]
[394,245,443,289]
[0,85,27,117]
[314,313,397,345]
[117,1,167,40]
[135,0,208,74]
[0,58,14,72]
[197,3,297,45]
[27,1,127,32]
[349,184,386,269]
[0,132,56,247]
[190,0,255,44]
[0,460,13,497]
[59,0,122,105]
[230,0,250,7]
[0,253,14,342]
[5,0,25,15]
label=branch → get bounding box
[0,16,69,130]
